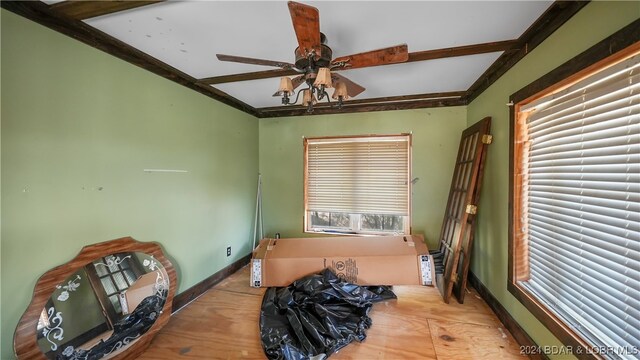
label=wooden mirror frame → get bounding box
[14,236,177,360]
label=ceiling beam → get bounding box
[257,91,468,118]
[1,1,259,117]
[49,1,164,20]
[323,91,466,106]
[258,98,467,118]
[198,40,519,85]
[406,40,518,62]
[464,1,590,103]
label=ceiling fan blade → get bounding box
[331,73,366,97]
[288,1,321,56]
[272,75,306,96]
[291,74,307,90]
[331,44,409,70]
[216,54,295,70]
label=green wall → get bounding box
[258,108,468,247]
[466,2,639,358]
[1,10,258,359]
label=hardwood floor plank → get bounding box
[390,285,500,327]
[428,319,525,359]
[139,289,263,359]
[139,266,525,359]
[337,309,437,359]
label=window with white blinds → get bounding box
[513,52,640,358]
[304,134,411,235]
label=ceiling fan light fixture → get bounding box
[217,2,410,114]
[277,77,294,96]
[302,89,317,106]
[332,82,349,100]
[313,67,333,88]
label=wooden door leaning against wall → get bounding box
[432,117,492,304]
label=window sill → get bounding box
[305,229,407,237]
[508,281,601,359]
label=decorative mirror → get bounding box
[14,237,177,360]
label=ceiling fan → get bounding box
[216,1,409,112]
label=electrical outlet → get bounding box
[226,246,231,257]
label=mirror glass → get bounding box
[36,252,169,359]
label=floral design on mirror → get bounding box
[56,275,81,302]
[39,307,64,351]
[94,255,132,269]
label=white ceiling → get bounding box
[83,1,553,109]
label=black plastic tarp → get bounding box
[260,269,396,360]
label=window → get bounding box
[89,254,141,317]
[510,43,639,358]
[304,134,411,235]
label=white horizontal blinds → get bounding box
[520,53,640,358]
[306,135,409,215]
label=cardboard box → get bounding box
[250,235,435,287]
[119,271,159,315]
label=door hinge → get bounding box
[482,134,493,144]
[465,204,478,215]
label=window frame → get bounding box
[508,27,639,358]
[84,253,144,326]
[303,133,412,236]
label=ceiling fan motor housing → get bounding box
[294,44,333,72]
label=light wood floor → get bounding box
[138,267,525,359]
